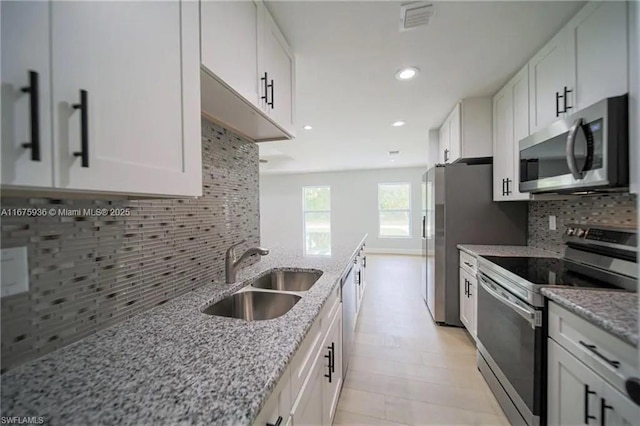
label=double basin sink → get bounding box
[202,270,322,321]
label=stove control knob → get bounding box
[576,229,586,237]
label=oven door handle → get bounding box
[478,275,538,328]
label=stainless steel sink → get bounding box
[202,291,301,320]
[251,270,322,292]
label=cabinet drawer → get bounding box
[548,301,638,395]
[459,251,477,275]
[321,282,341,327]
[290,317,323,399]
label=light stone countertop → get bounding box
[542,287,638,348]
[0,234,367,425]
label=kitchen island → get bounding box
[1,234,367,425]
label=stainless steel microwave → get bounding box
[519,95,628,194]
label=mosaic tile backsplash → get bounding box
[0,120,260,372]
[528,193,637,254]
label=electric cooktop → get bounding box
[482,256,623,289]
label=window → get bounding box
[378,183,411,237]
[303,186,331,255]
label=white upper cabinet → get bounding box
[568,1,628,111]
[528,29,573,133]
[1,0,202,198]
[1,1,53,188]
[493,65,531,201]
[200,0,296,142]
[201,0,259,106]
[51,0,201,197]
[438,98,492,164]
[528,1,629,134]
[260,5,296,136]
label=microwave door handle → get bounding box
[566,118,585,180]
[478,276,537,328]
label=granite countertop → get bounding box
[1,234,367,425]
[541,287,639,347]
[457,244,561,258]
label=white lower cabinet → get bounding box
[458,267,476,340]
[321,305,343,425]
[548,339,639,426]
[254,294,344,426]
[547,302,640,426]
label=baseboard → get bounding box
[365,248,422,256]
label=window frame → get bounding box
[377,182,412,239]
[302,185,332,255]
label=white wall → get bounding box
[260,167,427,254]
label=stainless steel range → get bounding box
[476,224,637,426]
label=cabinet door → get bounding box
[51,0,202,197]
[290,349,324,426]
[1,1,53,188]
[261,6,295,135]
[447,103,461,163]
[201,0,259,106]
[548,339,604,426]
[459,269,471,330]
[322,308,343,426]
[529,30,572,133]
[569,1,628,111]
[467,274,476,339]
[492,86,512,202]
[510,65,531,201]
[439,119,450,163]
[601,380,640,426]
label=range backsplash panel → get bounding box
[528,193,637,254]
[0,120,259,372]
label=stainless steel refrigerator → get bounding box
[421,163,528,326]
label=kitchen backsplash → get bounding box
[0,120,260,372]
[528,193,637,254]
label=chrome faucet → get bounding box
[225,240,269,283]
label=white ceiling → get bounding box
[259,0,584,175]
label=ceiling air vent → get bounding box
[400,2,434,31]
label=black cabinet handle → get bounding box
[505,178,512,195]
[20,70,41,161]
[268,79,274,109]
[72,90,89,167]
[363,256,366,268]
[266,416,282,426]
[464,279,468,296]
[463,261,473,268]
[444,149,449,162]
[329,342,335,373]
[555,91,562,117]
[501,178,506,196]
[579,341,620,369]
[599,398,613,426]
[584,384,596,424]
[467,280,472,297]
[324,343,334,383]
[563,86,573,112]
[260,72,268,104]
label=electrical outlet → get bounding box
[549,215,557,231]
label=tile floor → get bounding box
[333,255,510,426]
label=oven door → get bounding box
[477,273,544,423]
[518,95,627,194]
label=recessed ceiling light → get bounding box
[303,125,313,130]
[389,150,400,155]
[395,67,419,81]
[392,121,405,127]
